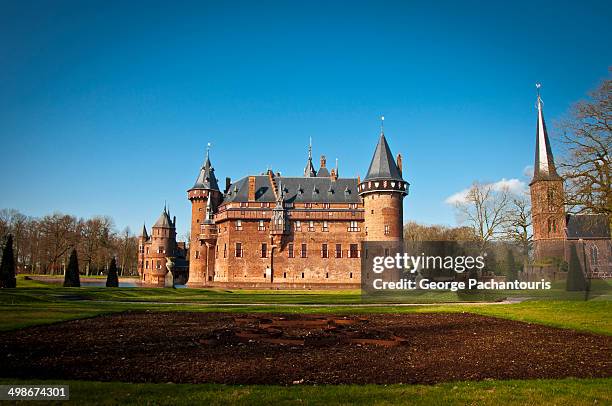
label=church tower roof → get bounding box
[192,146,220,191]
[141,223,149,239]
[364,131,403,182]
[532,84,561,182]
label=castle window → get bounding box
[301,272,305,278]
[145,261,149,269]
[590,245,599,265]
[294,221,301,231]
[349,272,353,279]
[146,247,149,254]
[335,244,342,258]
[195,250,199,259]
[552,219,557,232]
[158,247,164,254]
[258,220,266,231]
[216,245,219,259]
[350,203,357,209]
[288,243,294,258]
[321,243,328,258]
[283,272,287,278]
[156,260,161,269]
[326,272,329,278]
[305,203,312,209]
[547,218,552,233]
[349,244,359,258]
[235,220,243,231]
[139,245,144,254]
[323,203,330,209]
[235,243,243,258]
[261,202,269,208]
[301,243,307,258]
[322,221,329,232]
[223,243,227,258]
[547,188,555,210]
[308,221,315,232]
[384,225,390,235]
[240,202,248,208]
[348,221,359,232]
[261,243,267,258]
[371,210,374,214]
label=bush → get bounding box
[0,235,17,288]
[106,257,119,287]
[64,249,81,287]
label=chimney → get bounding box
[320,155,326,168]
[225,177,231,194]
[396,153,403,175]
[248,176,256,201]
[330,168,338,181]
[357,175,361,184]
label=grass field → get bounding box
[0,275,610,405]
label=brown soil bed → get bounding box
[1,312,610,384]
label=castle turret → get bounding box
[529,85,566,260]
[143,206,178,286]
[358,124,409,242]
[187,147,221,286]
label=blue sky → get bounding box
[0,0,610,237]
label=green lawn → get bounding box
[0,276,610,334]
[0,378,609,405]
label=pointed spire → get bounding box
[533,84,561,181]
[192,146,220,191]
[364,131,403,181]
[141,223,148,239]
[303,137,317,177]
[153,204,174,228]
[380,115,385,135]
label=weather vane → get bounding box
[535,83,543,108]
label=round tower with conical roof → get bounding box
[358,127,409,242]
[187,148,222,286]
[143,206,177,286]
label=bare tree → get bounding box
[454,182,512,250]
[557,76,611,227]
[503,196,532,265]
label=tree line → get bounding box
[0,209,138,276]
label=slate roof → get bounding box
[364,133,403,181]
[153,208,174,228]
[317,166,330,177]
[566,214,611,239]
[191,156,220,191]
[141,224,149,239]
[223,175,361,204]
[532,94,562,182]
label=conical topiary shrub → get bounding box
[63,248,81,287]
[106,257,119,287]
[566,244,588,292]
[0,235,17,288]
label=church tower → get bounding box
[187,148,221,286]
[530,85,566,260]
[359,120,409,242]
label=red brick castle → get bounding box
[183,129,408,288]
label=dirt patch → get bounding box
[0,312,610,384]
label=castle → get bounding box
[139,129,408,287]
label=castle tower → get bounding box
[529,85,566,260]
[137,223,148,278]
[187,148,221,286]
[143,206,177,286]
[358,123,409,242]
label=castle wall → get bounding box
[362,192,403,241]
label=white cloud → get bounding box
[444,178,528,205]
[444,188,471,205]
[490,178,528,195]
[522,165,534,178]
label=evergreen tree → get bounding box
[566,244,588,292]
[106,257,119,287]
[505,249,518,282]
[63,248,81,287]
[0,235,17,288]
